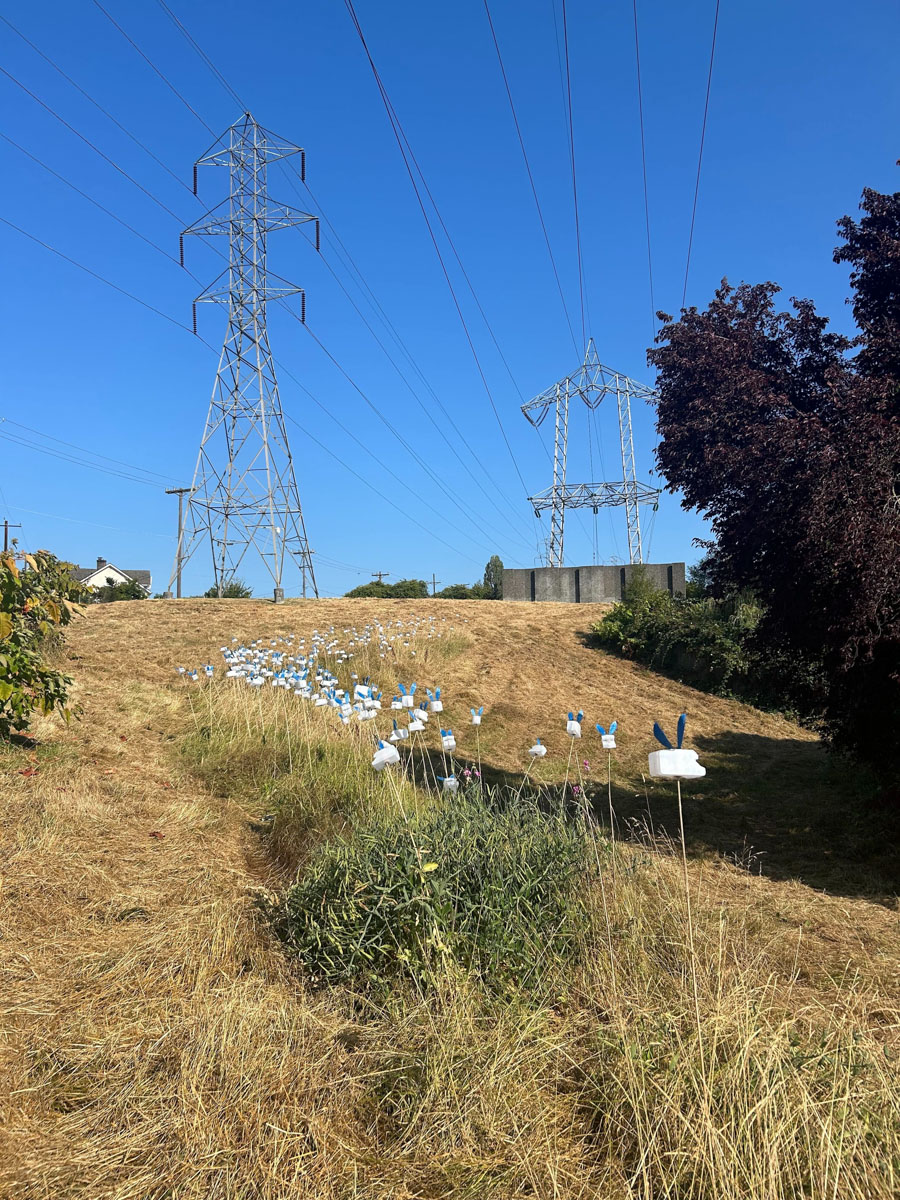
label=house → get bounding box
[72,557,152,594]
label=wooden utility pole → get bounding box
[431,573,441,596]
[372,571,390,583]
[164,488,192,598]
[2,520,22,553]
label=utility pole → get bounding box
[172,113,319,604]
[372,571,390,584]
[431,573,441,596]
[164,488,192,598]
[2,521,22,553]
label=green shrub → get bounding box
[590,572,825,718]
[203,578,252,598]
[0,551,87,738]
[271,792,591,990]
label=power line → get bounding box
[682,0,721,310]
[0,214,200,337]
[0,416,183,485]
[632,0,656,336]
[342,0,539,549]
[7,503,174,540]
[560,0,587,348]
[0,13,192,196]
[0,130,182,266]
[0,64,185,224]
[154,0,245,111]
[90,0,215,134]
[280,168,534,543]
[482,0,579,357]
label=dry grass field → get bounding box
[1,598,898,1199]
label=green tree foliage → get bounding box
[0,550,87,738]
[648,175,900,776]
[92,576,147,603]
[344,579,429,599]
[591,571,826,718]
[203,578,253,598]
[437,583,483,600]
[482,555,504,599]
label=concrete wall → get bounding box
[503,562,686,604]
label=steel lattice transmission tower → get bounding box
[170,112,318,601]
[521,339,661,567]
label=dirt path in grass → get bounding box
[1,598,897,1197]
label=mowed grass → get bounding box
[1,597,898,1199]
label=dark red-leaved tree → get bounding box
[648,176,900,777]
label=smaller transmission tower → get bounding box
[171,113,318,600]
[521,340,660,567]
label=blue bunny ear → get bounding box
[677,712,687,749]
[478,706,484,715]
[410,683,417,694]
[436,687,441,699]
[653,722,673,749]
[378,740,386,749]
[596,723,606,735]
[399,683,407,695]
[577,711,584,723]
[609,720,618,734]
[568,711,574,721]
[392,719,398,731]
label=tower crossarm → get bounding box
[183,201,316,239]
[527,480,660,517]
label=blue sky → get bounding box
[1,0,897,597]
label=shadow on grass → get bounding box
[434,733,898,905]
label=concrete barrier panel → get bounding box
[503,563,686,603]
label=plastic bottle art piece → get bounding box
[648,713,706,780]
[596,720,618,750]
[566,711,584,738]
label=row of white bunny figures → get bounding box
[375,700,705,785]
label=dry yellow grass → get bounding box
[0,598,897,1198]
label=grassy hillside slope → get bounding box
[1,598,897,1198]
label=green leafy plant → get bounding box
[0,550,87,738]
[271,792,590,990]
[203,578,253,598]
[92,576,147,603]
[590,571,825,717]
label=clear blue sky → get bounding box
[1,0,897,597]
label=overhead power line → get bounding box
[682,0,721,309]
[0,64,185,224]
[0,12,192,196]
[342,0,539,546]
[632,0,656,335]
[482,0,579,357]
[559,0,587,348]
[0,131,181,266]
[0,416,185,487]
[90,0,215,134]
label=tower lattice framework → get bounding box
[171,112,318,599]
[521,339,661,568]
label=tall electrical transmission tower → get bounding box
[170,112,318,601]
[521,339,660,567]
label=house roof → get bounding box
[72,566,151,588]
